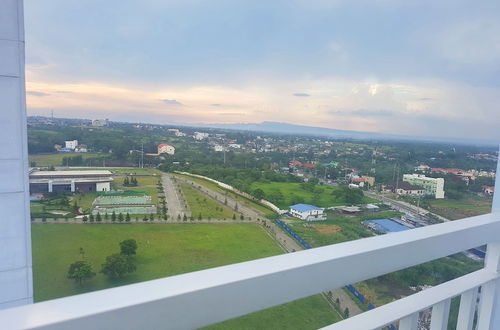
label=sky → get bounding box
[24,0,500,140]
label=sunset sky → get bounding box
[25,0,500,140]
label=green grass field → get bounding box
[206,294,341,330]
[250,182,375,209]
[32,223,283,302]
[32,223,340,329]
[113,176,160,186]
[180,183,235,219]
[29,153,110,167]
[428,196,492,220]
[175,174,276,216]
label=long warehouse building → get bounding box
[29,170,113,193]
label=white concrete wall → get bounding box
[96,182,111,192]
[0,0,33,309]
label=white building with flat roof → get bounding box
[65,140,78,150]
[29,170,113,193]
[403,174,445,199]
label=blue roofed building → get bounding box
[362,219,410,234]
[289,204,326,221]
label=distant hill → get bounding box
[199,121,496,145]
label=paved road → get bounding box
[162,173,189,219]
[365,191,450,222]
[176,174,362,317]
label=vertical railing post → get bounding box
[477,146,500,329]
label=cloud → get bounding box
[293,93,310,97]
[211,103,221,107]
[329,109,395,117]
[161,99,184,106]
[26,91,50,97]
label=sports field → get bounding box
[93,195,152,205]
[32,223,340,329]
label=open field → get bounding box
[206,294,341,330]
[32,223,283,302]
[29,153,110,167]
[250,182,376,209]
[286,211,402,247]
[180,183,235,219]
[175,173,276,216]
[428,196,492,220]
[32,224,340,329]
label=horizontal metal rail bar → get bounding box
[320,269,498,330]
[0,213,499,330]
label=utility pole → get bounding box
[141,143,144,169]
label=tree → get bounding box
[150,213,154,221]
[343,307,350,318]
[67,260,95,285]
[118,213,124,222]
[253,188,265,200]
[111,211,116,222]
[89,214,94,222]
[124,176,130,186]
[96,212,102,222]
[198,213,202,220]
[101,254,136,280]
[119,239,138,256]
[183,214,188,221]
[82,216,88,223]
[232,213,236,220]
[125,213,131,222]
[240,214,244,220]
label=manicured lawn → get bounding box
[428,196,492,220]
[250,182,376,209]
[32,224,340,329]
[32,223,283,302]
[176,174,276,216]
[73,193,99,213]
[180,183,235,219]
[206,294,342,330]
[114,176,160,186]
[29,153,110,167]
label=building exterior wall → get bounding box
[65,140,78,150]
[0,0,33,309]
[403,174,445,199]
[96,182,111,192]
[289,208,325,221]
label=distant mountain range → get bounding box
[197,121,497,146]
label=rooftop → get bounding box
[30,170,113,177]
[289,203,323,212]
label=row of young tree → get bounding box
[67,239,138,285]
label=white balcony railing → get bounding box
[1,212,500,329]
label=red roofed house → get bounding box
[482,185,495,196]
